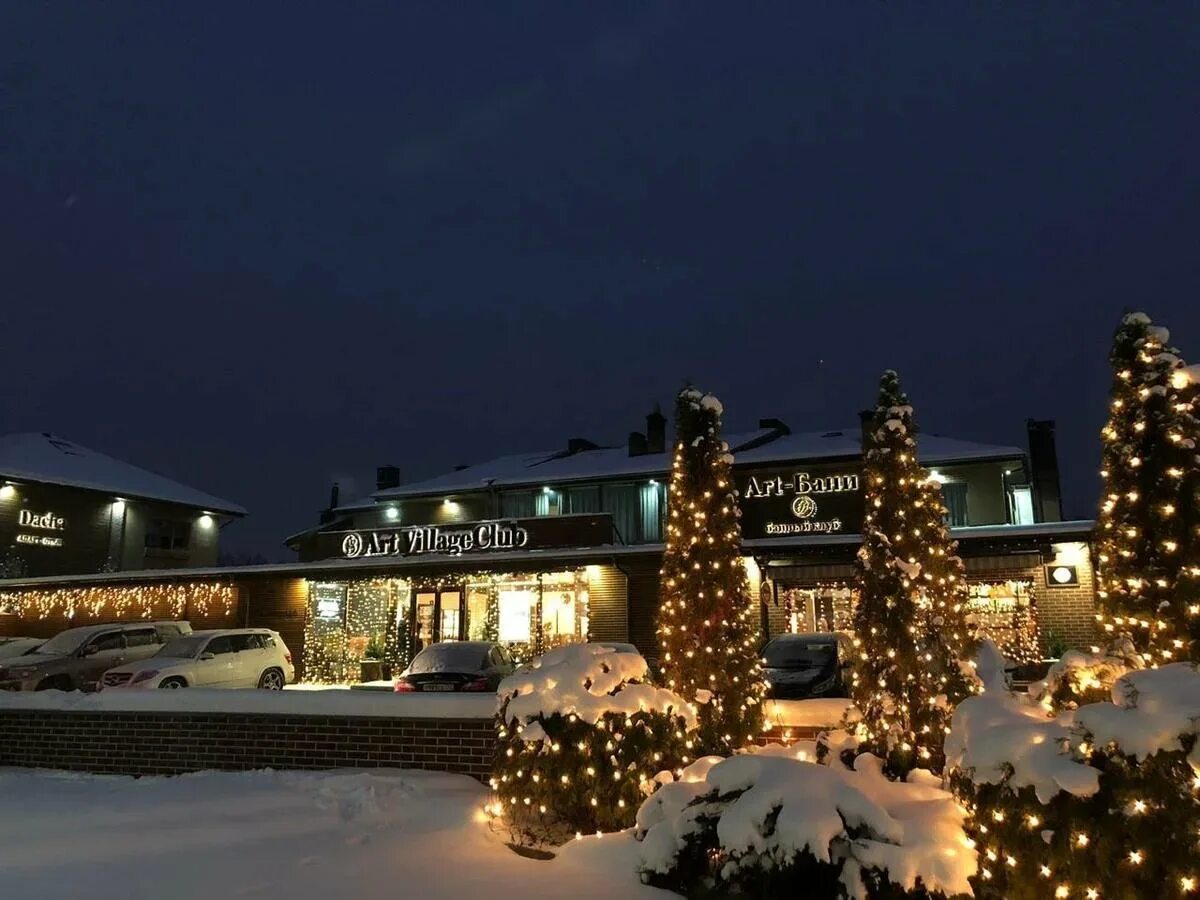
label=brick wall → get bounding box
[0,709,496,780]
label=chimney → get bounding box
[376,465,401,491]
[858,409,874,453]
[628,431,648,457]
[646,406,667,454]
[1026,419,1063,522]
[758,417,791,435]
[319,481,340,524]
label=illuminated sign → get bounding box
[14,508,67,549]
[340,520,530,559]
[737,466,864,538]
[18,510,65,531]
[1046,565,1079,587]
[312,583,345,621]
[15,534,64,548]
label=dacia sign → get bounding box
[736,465,865,538]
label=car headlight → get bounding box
[130,670,160,684]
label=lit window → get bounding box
[498,590,534,642]
[1011,486,1035,525]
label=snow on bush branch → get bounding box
[497,643,696,733]
[635,751,975,899]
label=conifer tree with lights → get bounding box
[1094,312,1200,666]
[657,387,765,755]
[844,370,976,778]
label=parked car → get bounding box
[761,632,854,700]
[0,637,43,659]
[0,621,192,692]
[395,640,516,693]
[100,628,294,690]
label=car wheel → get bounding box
[36,675,72,692]
[159,677,188,689]
[258,668,284,690]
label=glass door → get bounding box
[414,592,436,653]
[438,590,463,642]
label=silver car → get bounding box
[0,621,192,692]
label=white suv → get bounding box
[100,629,294,690]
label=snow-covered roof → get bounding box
[0,433,246,516]
[364,427,1024,503]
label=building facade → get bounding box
[0,415,1097,681]
[0,433,245,578]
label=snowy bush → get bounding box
[948,660,1200,898]
[1027,637,1141,711]
[635,751,974,899]
[490,644,696,847]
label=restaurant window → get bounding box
[466,587,491,640]
[145,519,191,551]
[640,481,665,542]
[498,589,534,642]
[941,482,969,526]
[604,483,640,544]
[492,570,589,661]
[501,491,536,518]
[534,489,562,517]
[779,585,856,635]
[968,580,1039,664]
[564,485,600,514]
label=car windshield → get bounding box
[157,636,207,659]
[764,640,837,670]
[409,644,488,675]
[33,630,90,656]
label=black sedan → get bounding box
[761,633,853,700]
[394,641,516,693]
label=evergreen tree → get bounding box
[657,387,765,755]
[847,370,976,777]
[1095,312,1200,664]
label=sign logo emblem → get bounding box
[790,495,817,519]
[341,532,364,558]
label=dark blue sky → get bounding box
[2,3,1198,558]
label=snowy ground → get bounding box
[0,767,670,900]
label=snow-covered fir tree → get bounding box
[1095,312,1200,665]
[846,370,976,777]
[657,387,765,755]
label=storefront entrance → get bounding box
[413,586,465,650]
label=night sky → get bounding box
[2,4,1198,559]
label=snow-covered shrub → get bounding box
[490,644,695,847]
[1027,640,1140,711]
[948,661,1200,899]
[635,751,974,899]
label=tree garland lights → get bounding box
[1094,312,1200,665]
[657,387,765,755]
[845,370,976,777]
[0,581,235,622]
[489,645,692,847]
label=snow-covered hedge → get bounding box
[948,661,1200,899]
[490,644,696,846]
[1027,637,1141,711]
[635,751,974,899]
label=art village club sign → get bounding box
[340,520,530,559]
[737,466,865,538]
